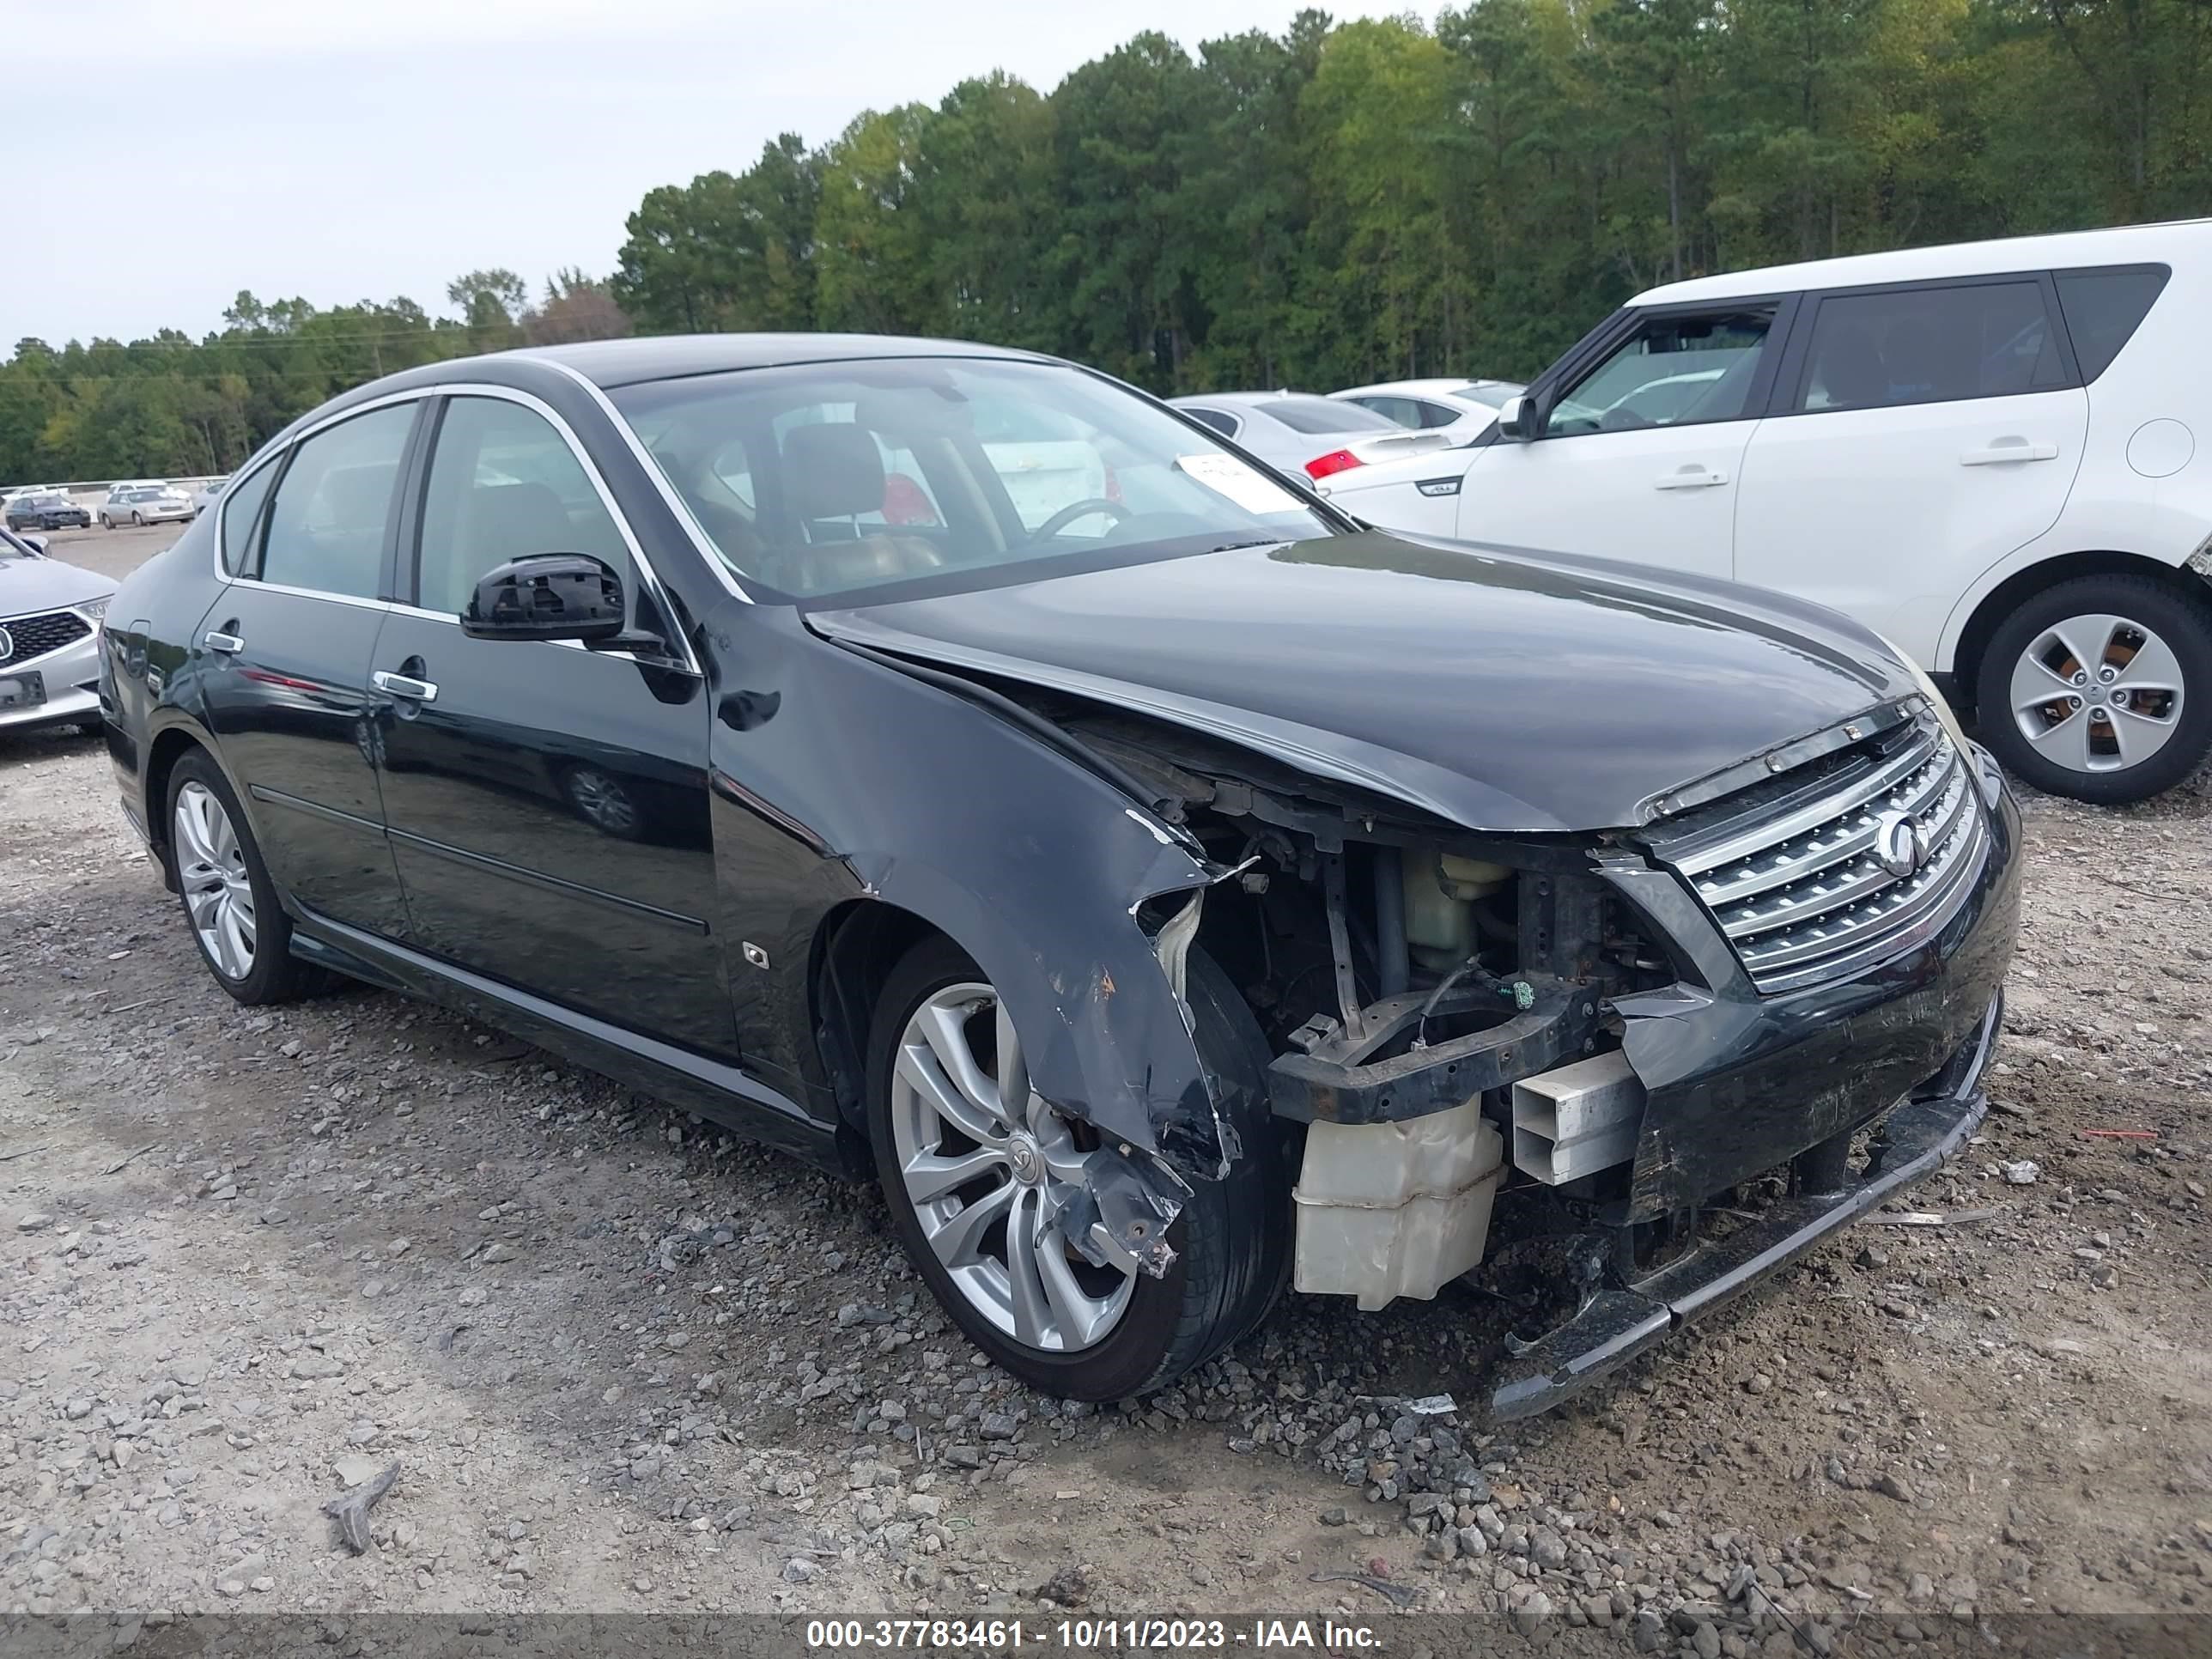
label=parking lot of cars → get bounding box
[4,441,2210,1636]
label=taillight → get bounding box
[1304,449,1364,480]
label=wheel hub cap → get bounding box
[173,781,257,979]
[2008,612,2184,775]
[889,983,1135,1354]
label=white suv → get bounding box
[1327,220,2212,803]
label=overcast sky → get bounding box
[16,0,1407,349]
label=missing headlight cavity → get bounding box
[1086,700,1680,1311]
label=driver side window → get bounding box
[416,397,629,617]
[1547,310,1775,437]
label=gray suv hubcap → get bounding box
[2008,611,2183,775]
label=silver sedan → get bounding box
[0,527,115,735]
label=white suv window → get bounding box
[1549,310,1775,435]
[1794,281,2068,411]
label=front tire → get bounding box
[866,935,1287,1401]
[1976,574,2212,804]
[165,751,323,1004]
[99,515,112,529]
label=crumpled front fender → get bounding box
[842,812,1232,1182]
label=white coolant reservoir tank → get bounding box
[1401,848,1512,972]
[1291,1100,1505,1311]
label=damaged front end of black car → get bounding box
[812,533,2021,1420]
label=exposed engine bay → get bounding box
[1048,704,1697,1325]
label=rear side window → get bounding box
[1796,281,2067,412]
[217,459,279,574]
[1351,396,1424,429]
[1267,397,1396,434]
[1180,406,1238,438]
[258,404,416,600]
[2055,266,2169,381]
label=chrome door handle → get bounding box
[1960,440,2058,465]
[203,630,244,654]
[1654,467,1728,489]
[371,670,438,703]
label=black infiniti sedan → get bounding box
[102,337,2021,1412]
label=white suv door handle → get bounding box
[202,630,244,654]
[1654,466,1729,489]
[371,670,438,703]
[1960,439,2058,465]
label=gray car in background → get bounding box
[100,484,193,528]
[0,526,114,735]
[1169,390,1451,483]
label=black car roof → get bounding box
[275,334,1068,453]
[498,333,1053,390]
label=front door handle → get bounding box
[1654,466,1729,489]
[371,670,439,703]
[1960,439,2058,465]
[203,630,244,654]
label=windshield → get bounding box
[610,357,1338,600]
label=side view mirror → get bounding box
[1495,394,1539,442]
[462,553,627,643]
[21,534,47,556]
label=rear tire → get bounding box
[866,935,1287,1401]
[165,750,325,1004]
[1975,574,2212,804]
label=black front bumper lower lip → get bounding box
[1488,994,2000,1421]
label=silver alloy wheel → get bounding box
[173,781,257,979]
[2008,611,2185,775]
[890,982,1134,1352]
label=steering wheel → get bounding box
[1030,498,1133,541]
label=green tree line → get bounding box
[8,0,2209,483]
[0,270,629,485]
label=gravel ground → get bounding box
[3,531,2210,1648]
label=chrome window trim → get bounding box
[380,600,661,665]
[206,446,291,582]
[240,580,388,612]
[522,354,757,605]
[420,383,704,675]
[207,387,428,589]
[212,380,703,676]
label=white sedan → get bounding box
[1330,377,1526,444]
[1169,392,1451,483]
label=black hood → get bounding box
[811,532,1917,835]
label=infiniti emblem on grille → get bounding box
[0,626,13,664]
[1875,810,1932,878]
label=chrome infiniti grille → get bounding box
[1665,721,1990,994]
[0,609,92,664]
